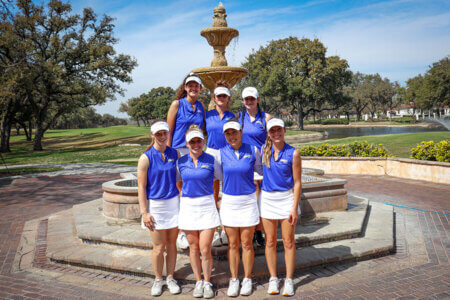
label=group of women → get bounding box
[137,73,302,298]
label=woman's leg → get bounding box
[199,228,216,282]
[185,230,202,282]
[280,219,296,279]
[224,226,240,278]
[149,229,167,279]
[165,227,179,277]
[261,218,278,278]
[240,226,256,278]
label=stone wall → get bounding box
[302,157,450,184]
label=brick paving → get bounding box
[0,172,449,299]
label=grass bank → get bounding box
[293,131,450,158]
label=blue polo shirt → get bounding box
[172,97,205,149]
[261,143,296,192]
[177,152,222,197]
[238,111,267,148]
[219,143,262,196]
[205,109,235,149]
[144,146,178,199]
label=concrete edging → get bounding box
[302,157,449,184]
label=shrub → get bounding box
[320,118,349,125]
[410,140,450,162]
[298,141,390,157]
[392,116,416,124]
[284,120,296,127]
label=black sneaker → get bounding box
[254,230,265,247]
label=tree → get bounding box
[121,87,175,125]
[242,37,351,129]
[1,0,137,151]
[361,74,395,120]
[421,56,449,113]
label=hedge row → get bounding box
[298,141,390,157]
[410,140,450,162]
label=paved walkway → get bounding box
[0,165,449,299]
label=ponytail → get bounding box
[262,135,273,168]
[143,119,165,152]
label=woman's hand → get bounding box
[142,212,156,231]
[288,207,298,226]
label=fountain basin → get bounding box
[102,171,347,221]
[192,66,248,93]
[201,27,238,46]
[102,179,140,220]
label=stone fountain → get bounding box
[191,2,248,108]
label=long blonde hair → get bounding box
[262,135,273,168]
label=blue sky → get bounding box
[66,0,450,117]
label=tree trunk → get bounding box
[297,103,304,130]
[346,112,350,122]
[16,126,20,136]
[0,100,13,153]
[28,120,32,141]
[33,123,44,151]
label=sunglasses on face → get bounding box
[243,97,256,102]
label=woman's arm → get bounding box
[166,100,179,147]
[290,149,302,225]
[137,154,155,231]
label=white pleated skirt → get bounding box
[178,194,221,230]
[141,195,179,230]
[260,189,300,220]
[220,192,260,227]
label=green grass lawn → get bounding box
[2,126,449,165]
[293,131,450,158]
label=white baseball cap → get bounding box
[267,118,285,131]
[242,87,259,99]
[223,121,242,133]
[214,86,231,97]
[185,73,202,86]
[185,130,204,143]
[150,121,170,134]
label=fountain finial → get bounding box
[213,2,227,27]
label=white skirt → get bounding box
[220,192,260,227]
[178,194,221,230]
[205,147,220,162]
[254,171,263,181]
[260,189,300,220]
[141,195,179,230]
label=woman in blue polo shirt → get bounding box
[205,82,235,246]
[177,125,221,299]
[260,118,302,297]
[167,72,206,249]
[218,120,262,297]
[238,87,271,247]
[137,120,181,297]
[167,73,206,156]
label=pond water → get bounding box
[324,125,447,140]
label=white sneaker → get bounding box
[193,280,203,298]
[240,278,252,296]
[267,277,279,295]
[166,277,181,294]
[151,278,164,296]
[212,231,222,247]
[227,278,240,297]
[176,232,189,250]
[220,229,228,245]
[282,278,294,297]
[203,281,214,299]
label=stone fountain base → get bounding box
[45,195,394,284]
